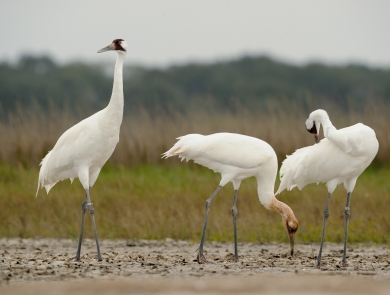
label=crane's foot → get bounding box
[196,249,209,264]
[233,257,239,263]
[339,261,349,267]
[73,257,82,262]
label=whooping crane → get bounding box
[163,132,298,263]
[276,109,379,267]
[36,39,127,261]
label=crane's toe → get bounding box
[339,261,349,267]
[316,262,325,269]
[196,251,209,264]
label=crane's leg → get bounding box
[75,194,88,261]
[317,193,331,267]
[231,190,239,262]
[341,192,352,267]
[197,185,222,264]
[86,189,102,261]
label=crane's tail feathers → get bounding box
[35,183,40,198]
[36,150,57,196]
[276,165,298,195]
[162,147,190,162]
[163,134,201,161]
[35,182,51,197]
[161,147,181,159]
[36,178,56,197]
[275,181,298,195]
[276,146,311,194]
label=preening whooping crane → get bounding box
[36,39,127,261]
[276,109,379,267]
[163,133,298,263]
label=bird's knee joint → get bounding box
[344,207,350,217]
[205,200,212,209]
[323,209,329,219]
[81,201,87,210]
[86,203,95,214]
[231,207,238,215]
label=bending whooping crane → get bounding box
[276,109,379,267]
[163,132,298,263]
[36,39,127,261]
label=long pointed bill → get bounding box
[289,234,295,256]
[97,44,115,53]
[314,135,320,144]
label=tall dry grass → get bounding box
[0,99,389,166]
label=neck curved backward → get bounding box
[318,116,335,139]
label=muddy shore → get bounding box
[0,238,389,294]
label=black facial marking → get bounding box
[307,121,317,134]
[286,222,298,234]
[112,39,126,52]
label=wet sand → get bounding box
[1,238,389,294]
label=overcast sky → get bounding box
[1,0,390,68]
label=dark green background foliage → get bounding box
[1,55,389,114]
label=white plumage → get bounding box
[164,132,298,263]
[277,123,378,195]
[276,109,379,267]
[36,39,128,261]
[37,109,121,193]
[166,133,275,178]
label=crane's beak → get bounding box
[97,43,115,53]
[306,124,320,144]
[289,233,295,256]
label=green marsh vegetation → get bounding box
[0,163,389,244]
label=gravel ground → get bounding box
[0,238,389,294]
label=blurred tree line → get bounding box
[1,55,389,115]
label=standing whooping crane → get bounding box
[36,39,127,261]
[163,133,298,263]
[276,109,379,267]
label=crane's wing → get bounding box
[276,138,367,194]
[163,133,274,169]
[326,123,372,156]
[37,116,100,194]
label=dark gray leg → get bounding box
[197,186,222,264]
[85,189,102,261]
[317,193,331,267]
[75,194,88,261]
[341,192,352,266]
[231,190,239,262]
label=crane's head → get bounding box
[283,213,299,256]
[270,199,299,256]
[97,39,128,53]
[305,109,328,144]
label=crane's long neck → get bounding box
[318,115,336,138]
[105,52,126,123]
[256,176,294,220]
